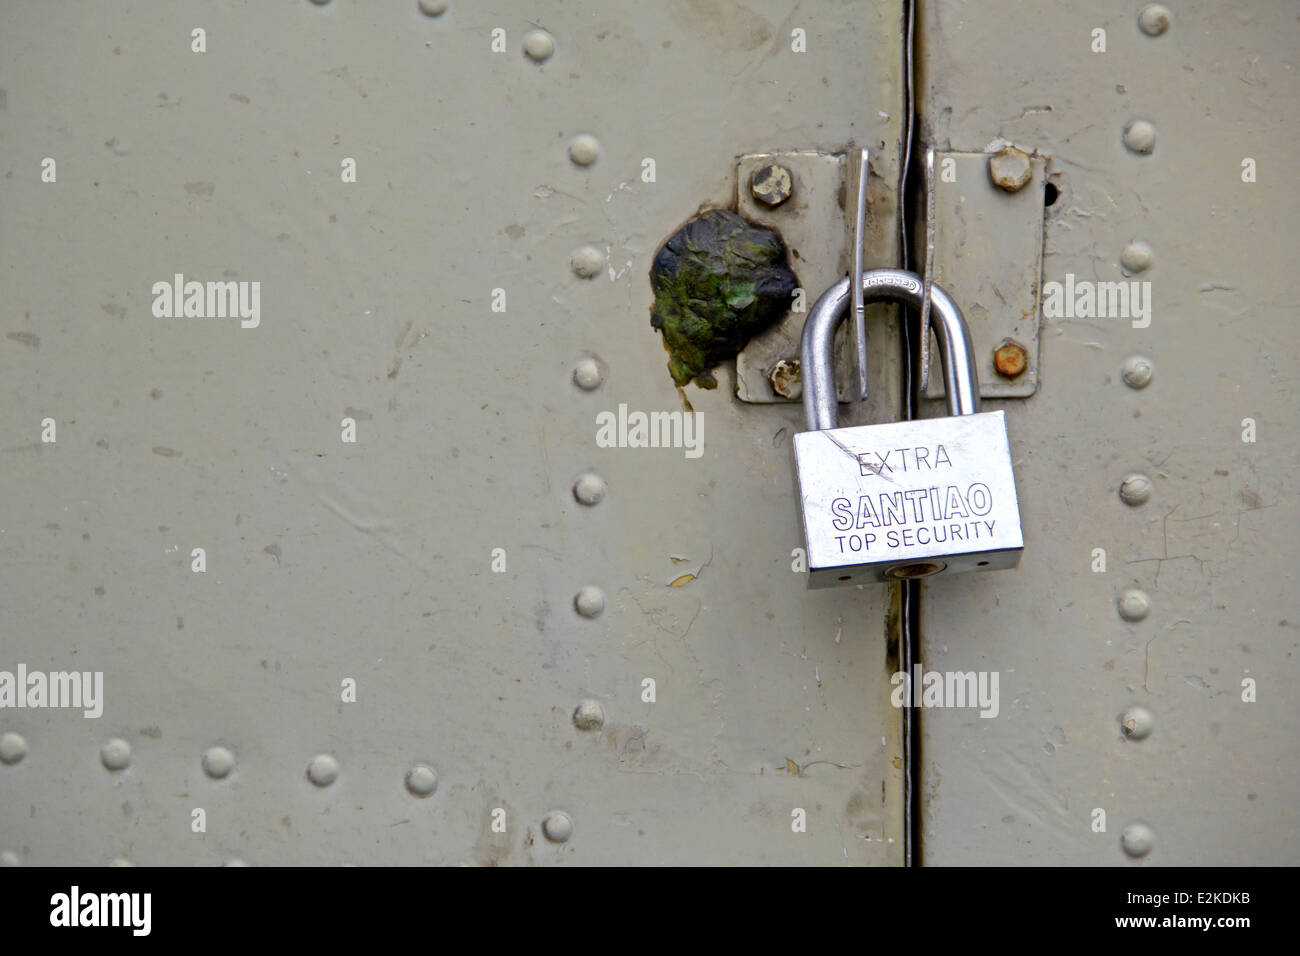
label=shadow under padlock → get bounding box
[793,269,1025,587]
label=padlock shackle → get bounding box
[801,269,981,431]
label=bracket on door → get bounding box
[922,148,1046,400]
[735,148,888,404]
[734,146,1047,403]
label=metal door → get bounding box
[914,0,1298,865]
[2,0,1294,869]
[0,0,908,866]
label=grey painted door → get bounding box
[0,0,907,866]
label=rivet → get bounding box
[750,163,794,207]
[572,358,603,390]
[573,473,606,506]
[306,753,340,787]
[1121,822,1155,857]
[1117,588,1151,622]
[568,134,600,167]
[1119,473,1153,506]
[523,30,555,62]
[1137,4,1171,36]
[768,358,802,399]
[574,585,606,618]
[542,810,574,842]
[224,858,251,867]
[993,339,1029,379]
[988,146,1033,192]
[571,246,604,279]
[1122,119,1157,155]
[109,857,135,867]
[1120,240,1154,274]
[100,738,132,772]
[405,763,439,797]
[202,745,236,779]
[309,0,332,6]
[1122,355,1154,389]
[0,851,19,867]
[0,731,27,765]
[573,699,605,730]
[1120,705,1154,740]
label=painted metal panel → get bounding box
[916,0,1299,864]
[0,1,907,865]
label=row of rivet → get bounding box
[1115,4,1171,862]
[303,0,596,848]
[1,2,593,864]
[0,732,581,860]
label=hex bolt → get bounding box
[751,164,793,207]
[988,147,1033,192]
[993,339,1029,378]
[768,358,802,399]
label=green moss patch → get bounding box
[649,209,798,389]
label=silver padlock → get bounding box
[794,269,1024,586]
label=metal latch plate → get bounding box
[922,150,1046,400]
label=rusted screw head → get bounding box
[751,164,793,207]
[768,357,802,399]
[993,339,1029,378]
[988,147,1033,192]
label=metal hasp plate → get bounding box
[923,150,1046,400]
[734,151,843,402]
[793,410,1024,586]
[734,150,893,404]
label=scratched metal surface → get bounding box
[0,1,906,865]
[916,0,1299,864]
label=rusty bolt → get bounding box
[988,147,1033,193]
[993,339,1029,378]
[768,358,802,399]
[751,164,793,207]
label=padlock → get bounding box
[793,269,1024,586]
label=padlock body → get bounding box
[794,410,1023,586]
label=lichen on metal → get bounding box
[648,209,798,389]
